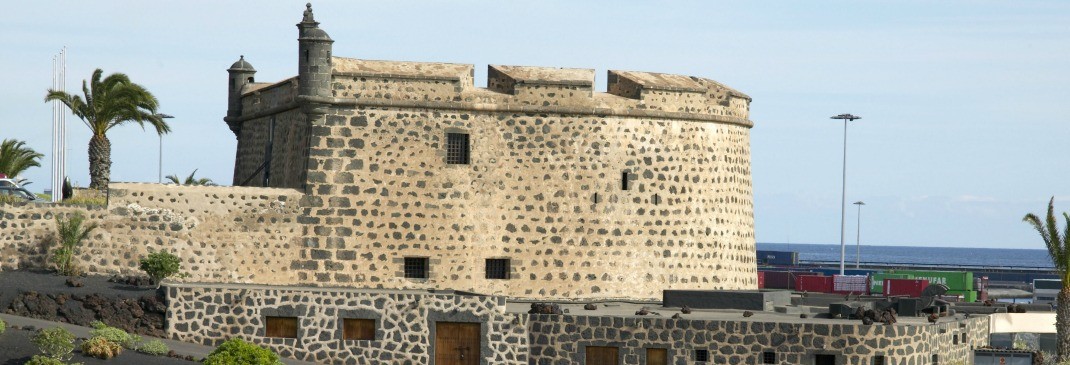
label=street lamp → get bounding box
[830,113,861,275]
[853,201,865,269]
[156,113,174,183]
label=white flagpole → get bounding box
[51,56,58,202]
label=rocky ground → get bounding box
[0,327,193,365]
[0,269,166,337]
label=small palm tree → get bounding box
[165,169,214,186]
[0,139,44,179]
[45,69,170,189]
[1023,197,1070,362]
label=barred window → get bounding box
[695,349,709,362]
[486,259,510,280]
[404,257,428,279]
[446,132,470,165]
[762,351,775,364]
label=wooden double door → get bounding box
[435,322,481,365]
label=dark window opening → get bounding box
[342,318,375,340]
[874,355,886,365]
[653,193,660,205]
[247,76,254,83]
[593,192,599,204]
[265,316,298,338]
[815,354,836,365]
[762,351,775,364]
[932,354,939,365]
[695,349,709,362]
[485,259,510,280]
[953,334,958,345]
[404,257,428,279]
[621,171,630,190]
[446,132,470,165]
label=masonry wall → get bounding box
[525,314,990,365]
[166,283,529,365]
[0,183,304,284]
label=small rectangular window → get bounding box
[762,351,775,364]
[486,259,510,280]
[343,318,375,340]
[446,132,470,165]
[265,316,298,338]
[404,257,429,279]
[874,355,886,365]
[932,354,939,365]
[621,171,630,190]
[695,349,709,362]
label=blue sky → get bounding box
[2,1,1068,249]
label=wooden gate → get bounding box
[586,346,619,365]
[435,322,481,365]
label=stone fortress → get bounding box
[0,4,990,365]
[223,3,757,301]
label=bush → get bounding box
[81,336,123,359]
[89,322,137,349]
[137,339,169,356]
[139,251,181,288]
[203,338,284,365]
[25,355,65,365]
[52,212,98,276]
[0,318,6,334]
[31,327,75,360]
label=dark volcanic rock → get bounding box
[527,303,562,315]
[65,278,83,288]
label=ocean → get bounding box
[757,242,1054,269]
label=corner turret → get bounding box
[297,3,333,111]
[226,55,256,136]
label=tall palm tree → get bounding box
[45,69,169,189]
[0,139,44,179]
[165,169,214,186]
[1023,197,1070,361]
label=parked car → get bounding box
[0,186,40,202]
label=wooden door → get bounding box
[646,348,667,365]
[435,322,480,365]
[586,346,619,365]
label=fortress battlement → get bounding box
[233,56,752,128]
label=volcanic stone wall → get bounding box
[525,313,990,365]
[0,183,303,284]
[166,283,529,365]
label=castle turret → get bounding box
[225,55,256,136]
[297,3,333,106]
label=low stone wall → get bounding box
[525,314,990,365]
[0,183,304,284]
[166,283,529,364]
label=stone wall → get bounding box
[166,283,529,365]
[0,183,304,284]
[525,313,990,365]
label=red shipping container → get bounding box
[762,271,795,290]
[796,275,834,293]
[757,272,766,289]
[883,279,929,297]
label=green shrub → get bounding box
[89,322,137,349]
[31,327,75,360]
[52,212,97,276]
[81,336,123,359]
[137,339,169,356]
[0,318,6,334]
[25,355,65,365]
[203,338,284,365]
[139,251,181,288]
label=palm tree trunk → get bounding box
[1060,288,1070,362]
[88,135,111,189]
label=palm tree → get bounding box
[165,169,214,186]
[1023,196,1070,361]
[45,69,169,189]
[0,139,44,179]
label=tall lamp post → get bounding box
[156,114,174,183]
[853,201,865,269]
[831,113,861,275]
